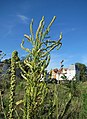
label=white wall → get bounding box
[67,69,76,80]
[56,65,77,81]
[51,64,80,81]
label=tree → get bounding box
[0,51,6,62]
[76,63,87,81]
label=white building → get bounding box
[51,64,80,81]
[66,64,80,80]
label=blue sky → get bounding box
[0,0,87,70]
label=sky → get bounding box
[0,0,87,70]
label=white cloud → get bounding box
[1,24,15,40]
[17,14,29,24]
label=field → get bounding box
[0,78,87,119]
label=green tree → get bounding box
[0,51,6,62]
[76,63,87,81]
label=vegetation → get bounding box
[8,51,20,119]
[19,16,62,119]
[0,16,87,119]
[76,63,87,81]
[0,51,6,62]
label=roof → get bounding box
[53,68,58,73]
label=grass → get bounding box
[0,79,87,119]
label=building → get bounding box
[51,64,80,81]
[66,64,80,80]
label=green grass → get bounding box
[0,79,87,119]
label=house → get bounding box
[51,64,80,81]
[51,68,58,79]
[66,64,80,80]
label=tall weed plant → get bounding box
[19,16,62,119]
[1,16,84,119]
